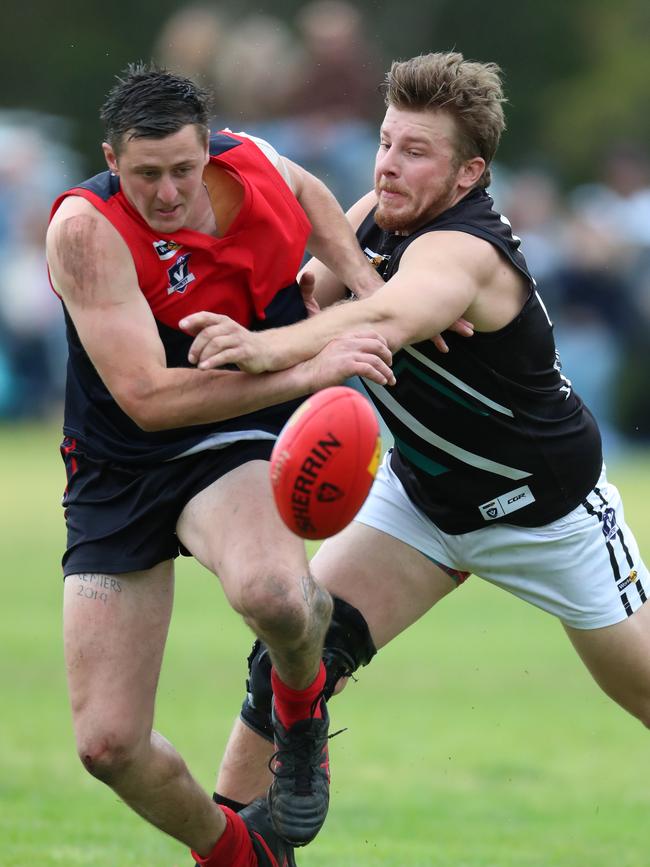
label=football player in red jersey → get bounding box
[46,63,396,867]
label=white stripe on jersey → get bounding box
[535,290,553,327]
[363,379,532,480]
[403,345,514,417]
[169,429,276,460]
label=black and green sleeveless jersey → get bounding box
[356,187,602,534]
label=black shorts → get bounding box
[59,436,274,577]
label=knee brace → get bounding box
[239,595,378,742]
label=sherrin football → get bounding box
[270,386,381,540]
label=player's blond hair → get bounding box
[382,52,506,188]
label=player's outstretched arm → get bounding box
[299,186,476,352]
[47,197,393,431]
[183,230,486,373]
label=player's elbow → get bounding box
[365,303,407,353]
[131,407,166,433]
[376,306,422,352]
[114,377,167,432]
[127,398,169,433]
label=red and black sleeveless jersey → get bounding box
[50,131,311,464]
[356,187,603,533]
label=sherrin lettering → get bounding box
[270,387,381,539]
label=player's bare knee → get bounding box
[246,573,325,636]
[245,592,308,644]
[76,731,142,785]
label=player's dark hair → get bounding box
[100,62,210,153]
[382,52,506,189]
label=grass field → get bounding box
[2,421,649,867]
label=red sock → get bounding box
[271,662,326,729]
[191,806,256,867]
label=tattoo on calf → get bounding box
[75,573,122,604]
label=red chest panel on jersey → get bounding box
[52,132,311,329]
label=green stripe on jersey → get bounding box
[394,357,490,416]
[394,437,449,477]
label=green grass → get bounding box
[2,422,650,866]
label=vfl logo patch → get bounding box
[479,485,535,521]
[602,507,618,542]
[153,239,182,260]
[166,253,196,295]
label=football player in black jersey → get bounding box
[185,51,650,857]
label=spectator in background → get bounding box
[212,13,302,127]
[1,206,66,417]
[555,141,650,451]
[499,159,642,453]
[548,214,635,455]
[153,4,228,94]
[0,116,79,419]
[211,1,384,209]
[277,0,384,208]
[569,140,650,352]
[498,167,567,288]
[150,2,385,209]
[571,140,650,247]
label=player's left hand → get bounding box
[180,312,271,373]
[432,317,474,353]
[298,271,321,318]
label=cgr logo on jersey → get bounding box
[166,253,196,295]
[479,485,535,521]
[153,239,182,260]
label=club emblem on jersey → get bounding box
[153,239,182,260]
[166,253,196,295]
[363,246,389,270]
[602,506,618,542]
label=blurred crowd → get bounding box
[0,111,82,420]
[153,0,383,208]
[493,145,650,454]
[2,0,649,454]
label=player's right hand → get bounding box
[302,330,394,392]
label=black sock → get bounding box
[213,791,248,813]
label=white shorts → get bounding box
[355,452,649,629]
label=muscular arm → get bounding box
[185,230,515,373]
[46,197,393,431]
[277,233,478,362]
[295,188,475,356]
